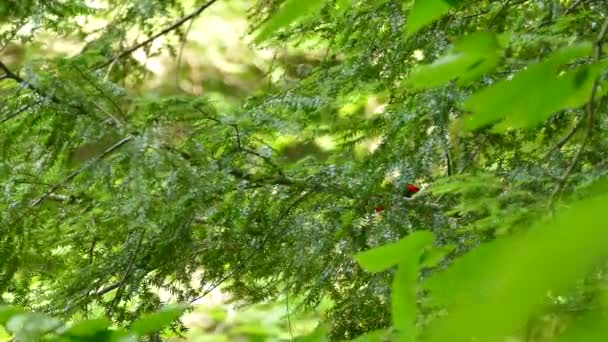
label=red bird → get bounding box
[374,184,420,214]
[404,184,420,198]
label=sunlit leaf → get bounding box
[6,313,62,338]
[463,42,598,131]
[392,257,421,341]
[405,0,464,37]
[130,304,186,336]
[255,0,326,43]
[355,231,435,272]
[62,318,111,337]
[556,310,608,342]
[420,244,456,269]
[0,306,24,325]
[404,32,504,89]
[423,186,608,341]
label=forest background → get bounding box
[1,0,608,341]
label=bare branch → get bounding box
[543,116,584,158]
[95,0,220,70]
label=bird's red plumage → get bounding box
[406,184,420,193]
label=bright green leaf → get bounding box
[351,329,392,341]
[0,306,25,325]
[392,258,421,341]
[404,32,503,89]
[405,0,464,37]
[420,244,456,269]
[130,304,186,336]
[6,313,63,337]
[556,310,608,342]
[255,0,326,43]
[463,42,597,131]
[423,186,608,342]
[355,231,435,272]
[62,318,110,337]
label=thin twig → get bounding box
[549,16,608,206]
[95,0,220,70]
[73,65,127,123]
[192,105,287,177]
[564,0,586,15]
[190,191,312,303]
[534,0,587,30]
[175,16,196,89]
[1,99,44,123]
[0,61,62,105]
[108,228,147,317]
[30,135,133,208]
[543,117,584,158]
[285,286,294,341]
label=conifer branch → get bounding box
[190,191,312,303]
[30,135,134,208]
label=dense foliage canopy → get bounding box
[2,0,608,340]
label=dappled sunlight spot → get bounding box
[179,79,204,95]
[365,96,387,117]
[132,48,166,76]
[412,49,425,61]
[315,135,336,151]
[44,39,83,56]
[84,0,107,9]
[16,22,34,36]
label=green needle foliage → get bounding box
[2,0,608,340]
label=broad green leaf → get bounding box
[255,0,326,43]
[62,318,110,337]
[422,186,608,342]
[351,329,392,341]
[405,0,464,37]
[392,258,422,341]
[355,231,435,272]
[404,32,503,89]
[6,313,63,337]
[463,42,598,131]
[0,306,24,325]
[556,310,608,342]
[130,304,186,336]
[109,329,137,342]
[420,244,456,269]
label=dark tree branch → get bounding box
[550,16,608,206]
[95,0,221,70]
[564,0,586,14]
[1,100,44,123]
[543,117,584,158]
[0,61,62,105]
